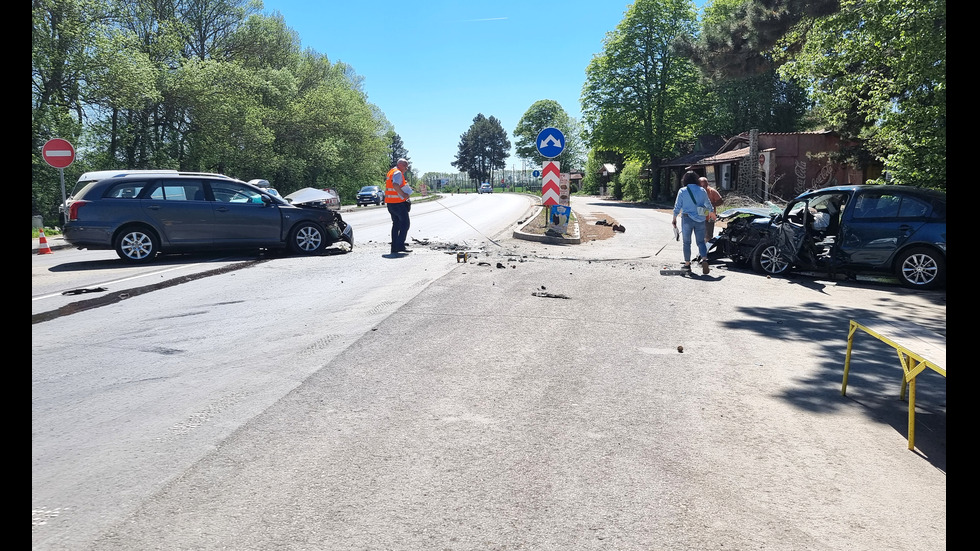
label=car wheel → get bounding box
[289,222,325,255]
[115,226,159,263]
[751,240,790,275]
[895,246,945,289]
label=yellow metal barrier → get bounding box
[842,319,946,450]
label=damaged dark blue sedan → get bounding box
[711,185,946,289]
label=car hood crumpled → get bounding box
[717,206,772,219]
[285,187,338,205]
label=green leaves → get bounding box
[512,99,584,170]
[32,0,393,219]
[779,0,945,186]
[581,0,701,197]
[680,0,944,187]
[452,114,510,183]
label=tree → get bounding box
[225,12,300,70]
[581,0,702,199]
[268,53,389,199]
[387,131,410,167]
[452,114,510,183]
[674,0,841,80]
[179,0,256,60]
[512,99,584,170]
[779,0,945,186]
[33,0,96,216]
[699,69,812,136]
[31,0,394,219]
[682,0,945,187]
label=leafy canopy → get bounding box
[512,99,584,170]
[452,114,510,183]
[581,0,702,198]
[681,0,945,187]
[32,0,394,219]
[778,0,946,186]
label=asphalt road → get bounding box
[32,194,946,550]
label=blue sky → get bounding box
[260,1,702,175]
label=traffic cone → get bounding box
[37,228,52,255]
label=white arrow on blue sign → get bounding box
[535,127,565,159]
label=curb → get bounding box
[512,206,581,245]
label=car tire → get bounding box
[751,240,790,275]
[895,246,945,289]
[289,222,325,255]
[115,226,159,263]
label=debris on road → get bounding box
[532,291,570,299]
[660,265,688,276]
[62,287,108,295]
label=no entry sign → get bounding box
[42,138,75,169]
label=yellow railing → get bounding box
[842,319,946,451]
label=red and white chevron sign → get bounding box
[541,161,561,206]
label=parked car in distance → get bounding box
[64,174,353,263]
[711,185,946,289]
[478,183,493,194]
[356,185,384,206]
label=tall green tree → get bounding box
[581,0,702,199]
[387,132,410,166]
[179,0,256,60]
[700,69,812,136]
[675,0,841,80]
[268,53,389,199]
[683,0,945,187]
[779,0,945,186]
[452,114,510,183]
[33,0,117,217]
[32,0,394,218]
[512,99,584,170]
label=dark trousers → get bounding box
[387,201,411,252]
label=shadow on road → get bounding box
[721,301,946,471]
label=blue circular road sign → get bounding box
[535,127,565,159]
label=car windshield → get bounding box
[359,186,378,193]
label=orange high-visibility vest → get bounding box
[385,167,407,203]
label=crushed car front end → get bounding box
[709,207,775,266]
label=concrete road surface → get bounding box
[34,196,946,551]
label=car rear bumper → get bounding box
[63,224,114,249]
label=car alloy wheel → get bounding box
[896,247,944,289]
[115,227,158,263]
[752,240,790,275]
[290,222,325,255]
